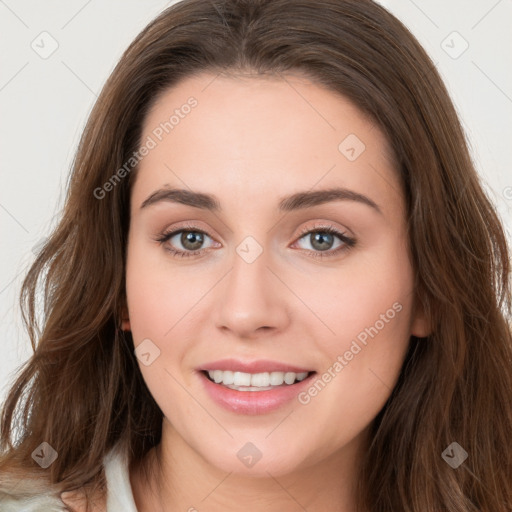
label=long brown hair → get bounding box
[1,0,511,510]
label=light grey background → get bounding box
[1,0,511,404]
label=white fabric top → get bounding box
[104,445,139,511]
[0,445,139,511]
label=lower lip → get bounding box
[198,371,316,415]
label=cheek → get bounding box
[304,244,414,413]
[125,240,205,400]
[295,301,412,456]
[316,245,414,351]
[125,245,198,422]
[125,242,193,340]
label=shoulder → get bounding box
[0,445,123,512]
[0,473,106,512]
[0,475,66,511]
[60,489,106,512]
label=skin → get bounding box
[121,71,430,512]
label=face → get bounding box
[124,71,429,477]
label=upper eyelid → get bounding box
[296,222,349,235]
[161,222,348,236]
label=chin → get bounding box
[198,439,314,479]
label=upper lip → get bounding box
[199,359,313,374]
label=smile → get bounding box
[204,370,310,390]
[197,359,316,414]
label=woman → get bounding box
[1,0,511,510]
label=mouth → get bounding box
[196,361,317,414]
[201,369,315,391]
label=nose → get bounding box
[213,247,291,340]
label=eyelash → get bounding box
[154,223,356,260]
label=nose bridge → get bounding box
[213,235,289,336]
[230,236,269,294]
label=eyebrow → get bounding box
[140,187,382,214]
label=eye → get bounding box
[154,224,219,258]
[154,223,356,259]
[293,224,356,259]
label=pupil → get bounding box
[311,232,333,251]
[182,231,203,250]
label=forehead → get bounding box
[132,71,401,213]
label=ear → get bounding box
[410,295,432,338]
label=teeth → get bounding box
[207,370,309,388]
[251,372,270,387]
